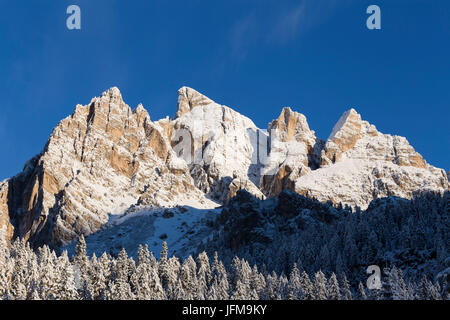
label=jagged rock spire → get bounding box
[322,108,364,164]
[175,87,214,119]
[321,108,427,168]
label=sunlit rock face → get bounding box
[0,88,214,248]
[261,107,323,197]
[293,109,447,209]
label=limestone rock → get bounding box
[321,108,427,168]
[1,87,213,248]
[175,87,214,119]
[261,107,322,197]
[295,108,447,208]
[171,87,266,202]
[0,181,14,246]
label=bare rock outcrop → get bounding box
[321,108,427,168]
[0,181,14,246]
[174,87,214,119]
[261,107,323,197]
[294,109,448,208]
[171,87,265,202]
[0,87,213,248]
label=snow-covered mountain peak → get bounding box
[175,86,214,119]
[171,87,266,202]
[320,108,428,169]
[269,107,315,143]
[102,86,122,97]
[328,108,360,140]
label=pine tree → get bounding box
[299,271,314,300]
[358,282,367,300]
[90,258,107,300]
[287,263,301,300]
[211,252,220,281]
[72,235,90,299]
[249,265,264,300]
[131,262,152,300]
[207,278,219,300]
[386,267,408,300]
[428,281,442,300]
[167,256,181,297]
[216,259,230,300]
[158,242,171,292]
[55,251,78,300]
[0,241,10,299]
[313,270,327,300]
[172,278,186,300]
[137,244,151,267]
[327,273,341,300]
[180,256,197,299]
[148,266,165,300]
[9,240,28,300]
[231,280,249,300]
[73,235,89,273]
[196,251,212,299]
[112,248,134,300]
[217,277,230,300]
[263,271,279,300]
[340,274,353,300]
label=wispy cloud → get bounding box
[227,0,345,60]
[267,2,307,44]
[229,13,258,61]
[268,0,342,44]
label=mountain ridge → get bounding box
[0,86,448,248]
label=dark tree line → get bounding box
[203,190,449,293]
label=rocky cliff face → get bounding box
[261,107,323,196]
[290,109,448,209]
[0,88,215,248]
[171,87,266,203]
[0,87,447,247]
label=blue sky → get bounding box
[0,0,449,180]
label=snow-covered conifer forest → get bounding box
[0,191,448,301]
[0,238,445,300]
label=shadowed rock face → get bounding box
[0,87,447,247]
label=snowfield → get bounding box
[65,205,222,259]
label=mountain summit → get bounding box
[0,87,448,248]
